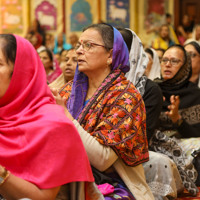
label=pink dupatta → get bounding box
[0,35,94,189]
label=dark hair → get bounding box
[39,48,53,62]
[117,28,132,52]
[184,41,200,54]
[83,23,113,52]
[167,44,187,64]
[160,24,169,30]
[155,48,165,54]
[0,34,16,64]
[166,13,171,18]
[145,48,154,59]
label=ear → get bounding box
[108,49,113,64]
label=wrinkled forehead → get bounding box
[164,47,184,58]
[80,28,102,42]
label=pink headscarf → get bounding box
[0,35,94,188]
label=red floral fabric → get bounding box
[60,69,149,166]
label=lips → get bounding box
[78,59,85,64]
[164,70,171,75]
[65,69,72,73]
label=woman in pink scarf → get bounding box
[0,34,102,200]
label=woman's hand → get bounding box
[165,95,181,123]
[50,88,74,121]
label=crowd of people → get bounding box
[0,15,200,200]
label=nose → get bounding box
[75,44,84,54]
[66,59,72,66]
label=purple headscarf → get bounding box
[67,25,130,119]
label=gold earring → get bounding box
[107,59,111,65]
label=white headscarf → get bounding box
[148,48,161,80]
[125,29,149,96]
[184,24,200,45]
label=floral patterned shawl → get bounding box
[59,25,149,166]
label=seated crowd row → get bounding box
[0,22,199,200]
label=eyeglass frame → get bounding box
[75,40,106,52]
[160,58,182,66]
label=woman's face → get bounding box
[156,50,164,63]
[161,47,184,80]
[60,50,68,63]
[75,28,112,78]
[39,51,53,70]
[0,46,14,98]
[145,53,153,77]
[185,44,200,76]
[160,26,169,39]
[61,49,77,82]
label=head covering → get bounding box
[148,48,161,80]
[47,58,62,84]
[67,25,130,119]
[184,41,200,88]
[49,73,65,90]
[184,24,200,45]
[0,35,94,188]
[156,48,192,92]
[125,29,149,96]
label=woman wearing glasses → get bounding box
[150,44,200,195]
[184,41,200,87]
[52,23,154,200]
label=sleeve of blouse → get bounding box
[73,119,118,172]
[177,120,200,138]
[143,80,163,142]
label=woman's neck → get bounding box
[45,68,54,76]
[86,69,111,100]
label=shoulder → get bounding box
[107,76,144,109]
[145,79,162,95]
[59,80,73,100]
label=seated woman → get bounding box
[49,48,77,90]
[184,41,200,87]
[53,23,154,200]
[151,24,175,50]
[39,48,62,84]
[53,33,72,55]
[0,34,102,200]
[118,27,184,200]
[144,48,161,80]
[151,44,200,196]
[184,24,200,45]
[155,48,165,63]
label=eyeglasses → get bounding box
[161,58,182,66]
[75,41,106,52]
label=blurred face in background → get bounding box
[155,49,164,63]
[185,44,200,79]
[60,49,77,82]
[60,50,68,63]
[145,52,153,77]
[39,51,53,72]
[160,25,169,40]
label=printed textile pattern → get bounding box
[150,130,199,196]
[60,69,149,166]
